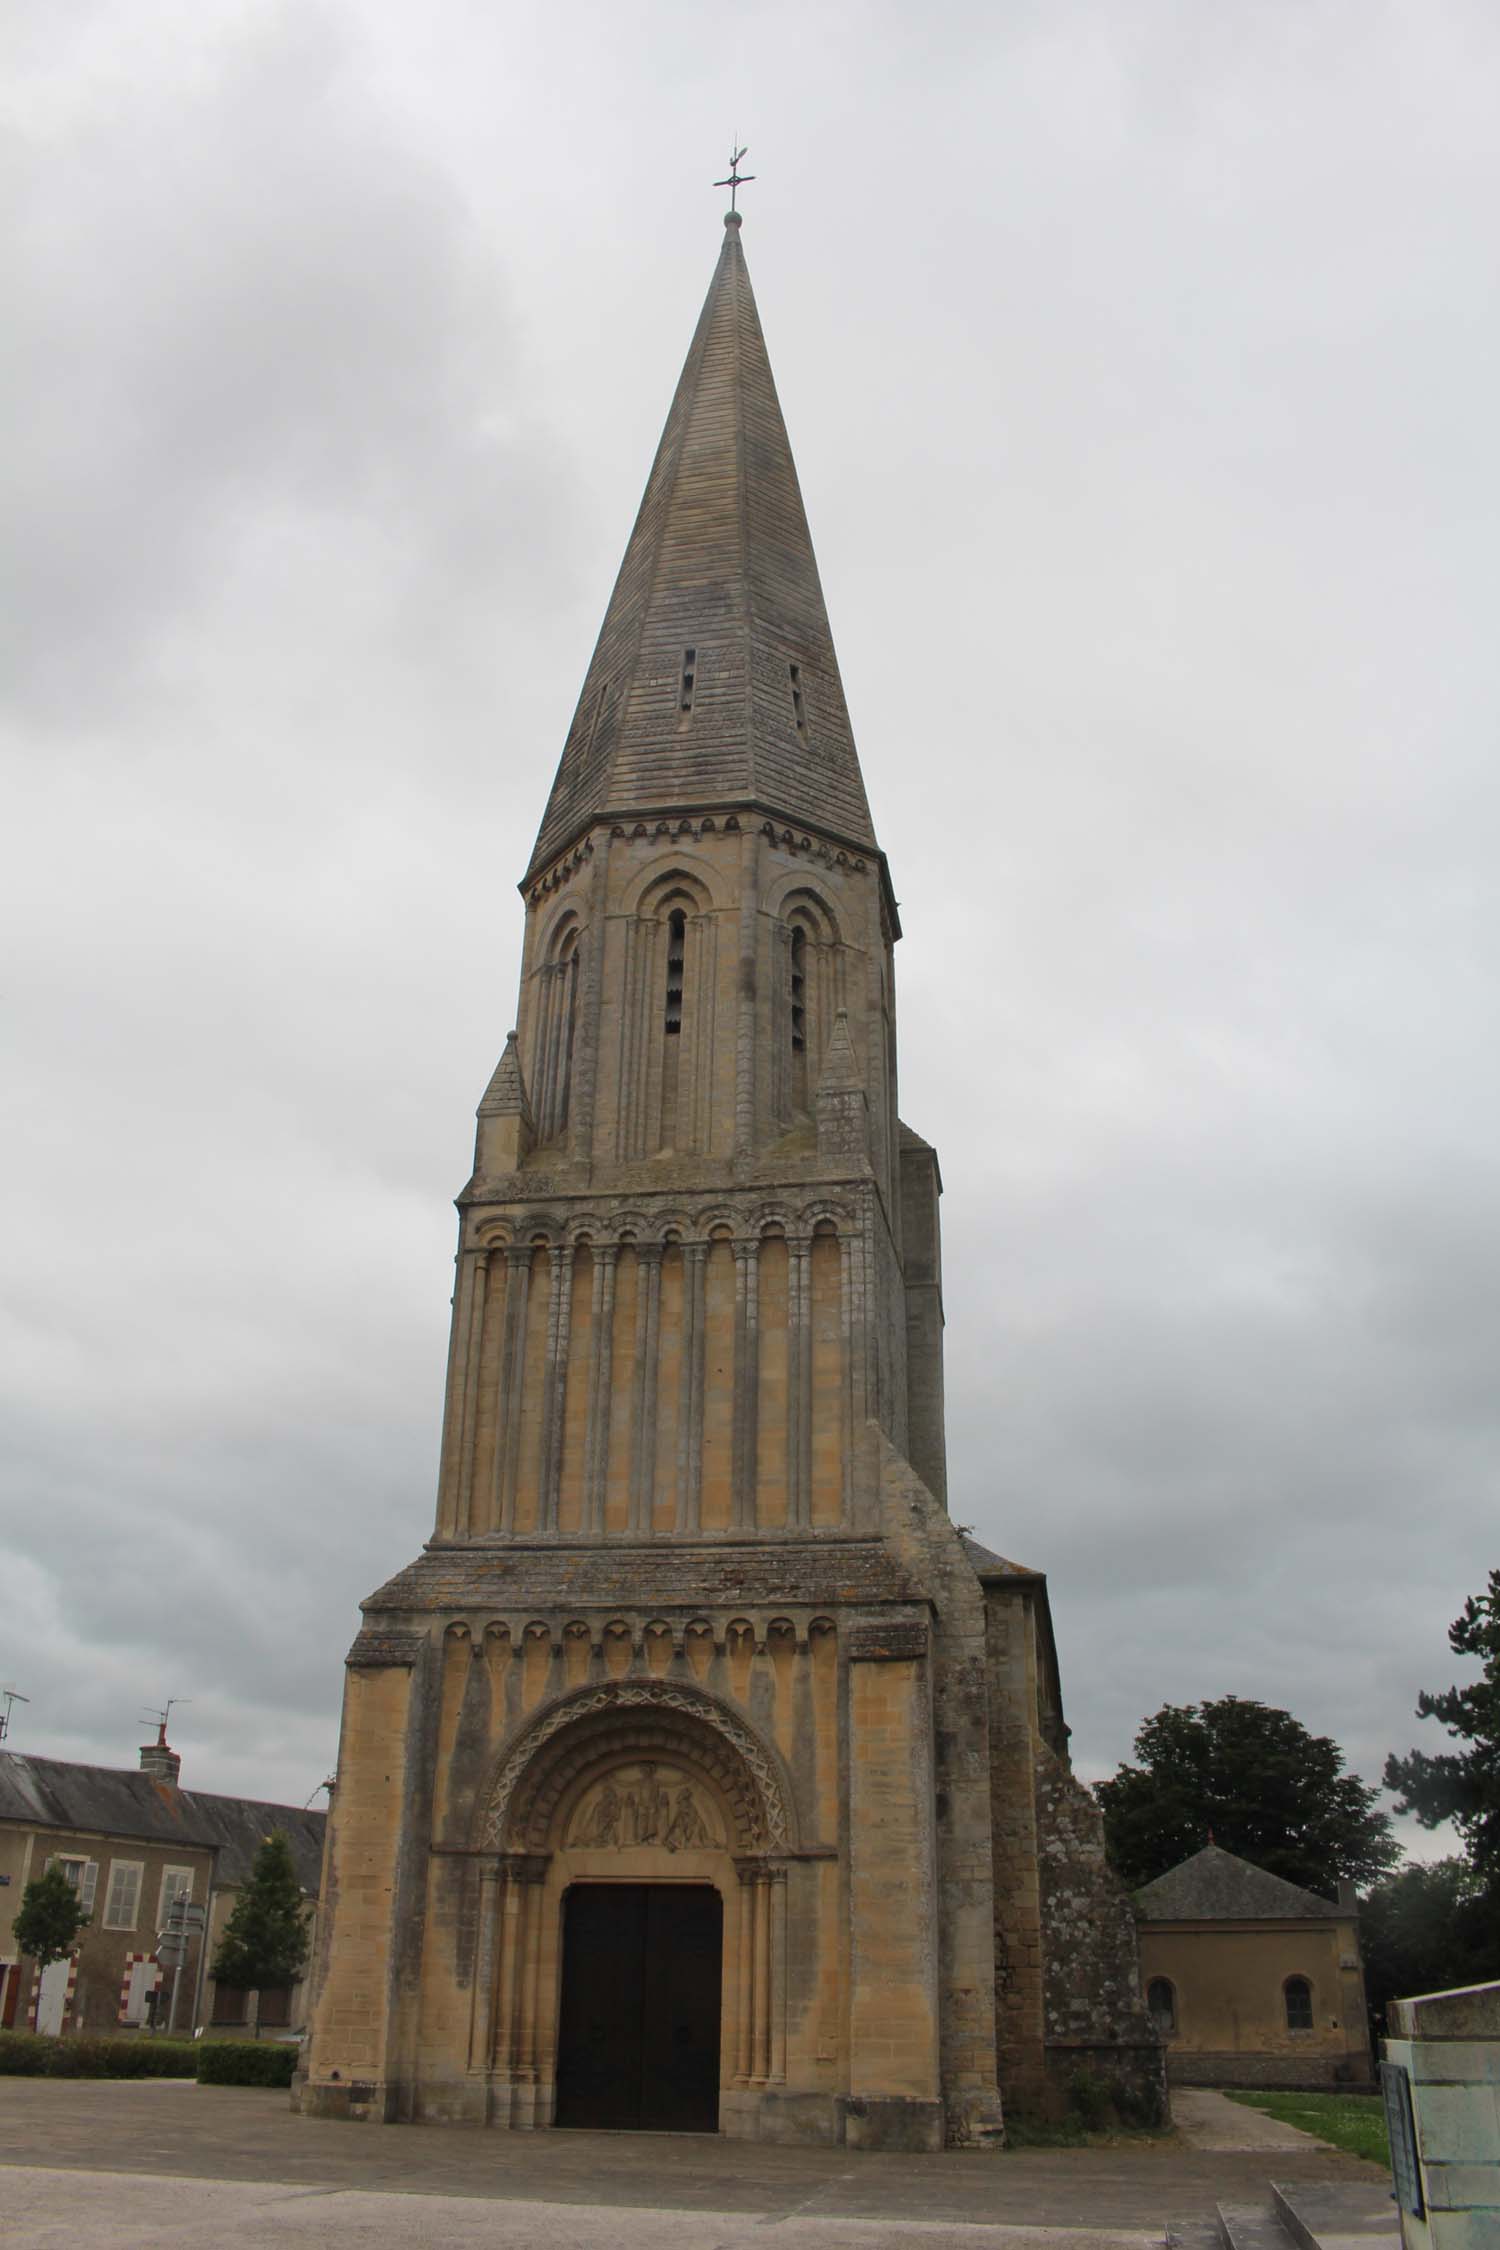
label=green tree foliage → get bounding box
[1384,1569,1500,1894]
[1359,1860,1500,2035]
[13,1866,89,1970]
[1097,1695,1399,1896]
[210,1831,309,2000]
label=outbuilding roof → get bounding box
[0,1752,325,1892]
[1134,1841,1343,1922]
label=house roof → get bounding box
[1134,1842,1343,1922]
[0,1752,326,1892]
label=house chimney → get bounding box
[1336,1878,1358,1911]
[139,1721,181,1785]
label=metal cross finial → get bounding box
[714,143,755,213]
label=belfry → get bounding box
[298,206,1158,2147]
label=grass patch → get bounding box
[1225,2089,1390,2168]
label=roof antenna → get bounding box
[139,1698,189,1740]
[714,140,755,218]
[0,1685,30,1742]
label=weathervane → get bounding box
[714,142,755,214]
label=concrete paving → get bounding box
[1170,2091,1331,2153]
[0,2081,1386,2247]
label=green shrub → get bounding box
[0,2031,197,2078]
[196,2040,299,2087]
[1066,2067,1113,2130]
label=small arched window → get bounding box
[1284,1975,1313,2031]
[534,920,581,1141]
[663,908,686,1034]
[1146,1977,1177,2036]
[789,925,808,1110]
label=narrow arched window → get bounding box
[789,924,808,1110]
[1146,1977,1176,2036]
[664,909,685,1034]
[1284,1975,1313,2031]
[534,922,581,1141]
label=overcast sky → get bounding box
[4,2,1495,1858]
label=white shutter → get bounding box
[79,1861,100,1914]
[102,1861,142,1931]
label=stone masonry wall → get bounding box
[1034,1742,1166,2123]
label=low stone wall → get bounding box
[1168,2050,1375,2091]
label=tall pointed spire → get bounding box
[529,213,876,881]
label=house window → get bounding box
[1146,1976,1177,2036]
[102,1861,143,1932]
[51,1856,99,1915]
[257,1985,292,2027]
[1284,1975,1314,2031]
[156,1867,194,1934]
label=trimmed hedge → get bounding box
[196,2040,299,2087]
[0,2031,198,2077]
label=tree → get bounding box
[210,1832,309,2026]
[14,1864,90,1970]
[1384,1569,1500,1895]
[1358,1859,1500,2038]
[1097,1695,1399,1896]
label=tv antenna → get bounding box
[0,1686,29,1742]
[139,1698,189,1736]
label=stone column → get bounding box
[733,1861,758,2083]
[581,1245,618,1535]
[628,1245,662,1535]
[537,1243,573,1533]
[436,1247,486,1537]
[731,1238,760,1531]
[468,1861,504,2074]
[786,1238,813,1530]
[838,1231,858,1524]
[493,1246,533,1534]
[453,1249,491,1540]
[768,1865,788,2085]
[675,1242,708,1533]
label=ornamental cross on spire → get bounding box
[714,143,755,214]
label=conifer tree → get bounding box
[211,1831,309,2020]
[1385,1569,1500,1896]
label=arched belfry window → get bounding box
[615,873,717,1161]
[773,890,841,1124]
[533,919,581,1142]
[789,926,808,1112]
[664,910,686,1035]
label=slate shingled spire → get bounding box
[529,212,876,881]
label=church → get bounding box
[296,203,1159,2149]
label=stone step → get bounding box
[1164,2219,1226,2248]
[1270,2178,1400,2248]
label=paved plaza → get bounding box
[0,2081,1389,2247]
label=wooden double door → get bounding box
[554,1882,723,2132]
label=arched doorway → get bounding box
[471,1680,794,2131]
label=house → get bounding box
[1135,1842,1373,2089]
[0,1731,325,2038]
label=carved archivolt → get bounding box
[478,1679,792,1853]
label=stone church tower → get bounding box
[298,211,1158,2148]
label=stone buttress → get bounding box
[296,212,1159,2146]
